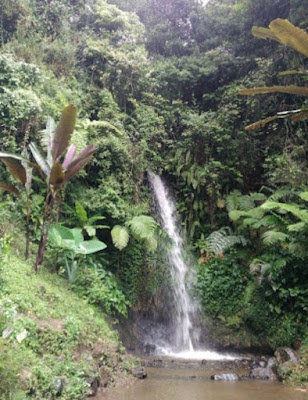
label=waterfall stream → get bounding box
[149,172,195,352]
[148,172,234,360]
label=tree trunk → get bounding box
[33,191,55,271]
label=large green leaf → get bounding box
[52,104,77,161]
[77,240,107,255]
[70,228,83,247]
[48,224,74,248]
[111,225,130,250]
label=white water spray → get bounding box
[148,172,236,361]
[149,172,195,352]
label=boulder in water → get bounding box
[248,367,277,380]
[133,366,147,379]
[211,373,239,381]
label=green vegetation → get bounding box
[0,253,138,399]
[0,0,307,395]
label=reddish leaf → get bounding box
[0,157,26,185]
[62,144,77,170]
[52,105,77,161]
[0,184,20,195]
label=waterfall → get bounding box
[149,172,196,352]
[148,172,236,361]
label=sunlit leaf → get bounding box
[278,70,308,76]
[269,18,308,58]
[245,116,278,131]
[52,104,77,161]
[239,86,308,96]
[77,240,107,255]
[252,26,281,43]
[299,191,308,201]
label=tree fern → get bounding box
[262,230,289,245]
[206,227,247,254]
[126,215,158,242]
[261,201,308,223]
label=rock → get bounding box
[54,378,64,396]
[275,347,299,366]
[249,367,277,380]
[133,367,147,379]
[211,373,239,381]
[86,377,99,397]
[267,357,278,370]
[276,360,295,381]
[99,367,110,387]
[144,343,156,355]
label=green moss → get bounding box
[0,255,136,399]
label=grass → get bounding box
[0,253,138,399]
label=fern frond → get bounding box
[225,190,242,212]
[287,222,306,232]
[261,201,308,223]
[299,191,308,202]
[126,215,158,242]
[111,225,130,251]
[206,227,247,254]
[262,230,289,245]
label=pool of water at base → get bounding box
[100,367,307,400]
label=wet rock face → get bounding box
[275,347,299,366]
[274,347,299,381]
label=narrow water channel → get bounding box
[101,367,307,400]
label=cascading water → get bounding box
[149,172,195,352]
[148,172,235,360]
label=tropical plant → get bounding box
[73,201,108,238]
[111,215,161,251]
[0,105,96,270]
[196,226,247,256]
[0,149,33,258]
[239,18,308,130]
[31,106,97,270]
[48,224,107,283]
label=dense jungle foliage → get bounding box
[0,0,308,396]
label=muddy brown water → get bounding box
[100,366,307,400]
